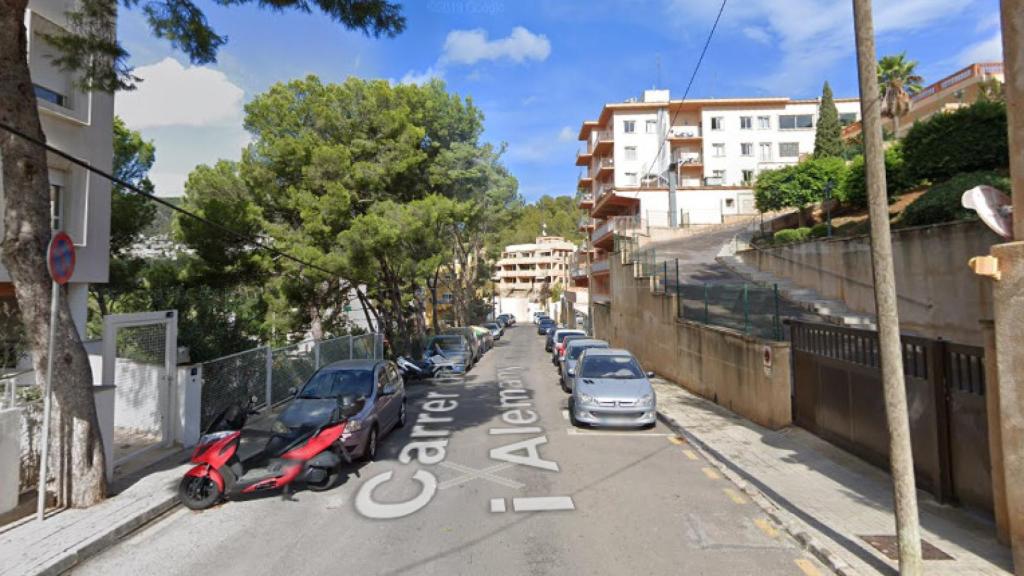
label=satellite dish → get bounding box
[961,185,1013,239]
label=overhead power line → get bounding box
[644,0,728,180]
[0,120,339,278]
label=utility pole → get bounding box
[851,1,923,574]
[668,161,679,228]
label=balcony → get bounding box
[592,129,613,155]
[591,258,610,275]
[703,176,725,186]
[595,157,614,180]
[578,172,593,187]
[575,147,592,166]
[668,126,702,143]
[592,214,642,249]
[578,216,596,232]
[577,193,594,209]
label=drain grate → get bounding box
[859,535,953,561]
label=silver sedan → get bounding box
[569,348,656,428]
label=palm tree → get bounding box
[877,53,924,136]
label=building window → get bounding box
[34,84,66,108]
[623,120,636,133]
[624,146,638,161]
[759,143,772,161]
[645,119,657,134]
[624,172,638,185]
[741,169,754,184]
[779,142,800,157]
[739,116,752,130]
[50,183,64,231]
[725,198,735,208]
[712,143,726,157]
[710,116,724,130]
[757,115,770,129]
[740,142,753,156]
[839,112,858,126]
[779,114,813,129]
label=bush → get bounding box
[839,142,917,208]
[902,100,1008,182]
[809,223,829,238]
[899,171,1011,227]
[755,157,848,216]
[773,227,812,244]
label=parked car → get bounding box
[470,325,493,353]
[543,323,562,349]
[537,317,556,336]
[483,322,503,340]
[276,359,406,462]
[560,339,609,391]
[552,330,587,364]
[424,334,472,373]
[445,327,483,362]
[495,314,509,328]
[569,349,656,428]
[533,311,549,324]
[506,313,517,325]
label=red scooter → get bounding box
[178,396,356,510]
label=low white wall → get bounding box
[0,408,21,514]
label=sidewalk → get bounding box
[652,378,1014,576]
[0,456,188,576]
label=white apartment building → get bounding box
[0,0,113,344]
[574,89,860,301]
[493,235,576,321]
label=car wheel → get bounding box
[397,400,407,428]
[361,426,379,462]
[560,379,569,393]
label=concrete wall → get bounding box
[594,250,792,429]
[0,408,21,514]
[739,220,1000,346]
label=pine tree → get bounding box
[814,81,843,159]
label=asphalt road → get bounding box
[73,326,825,576]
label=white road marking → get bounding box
[489,498,507,513]
[489,426,543,435]
[566,428,671,438]
[437,461,524,490]
[511,496,575,512]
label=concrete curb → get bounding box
[656,410,860,576]
[35,495,181,576]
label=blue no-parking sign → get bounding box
[47,231,76,285]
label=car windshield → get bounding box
[568,343,607,360]
[556,331,585,344]
[429,337,465,352]
[485,323,499,330]
[579,355,645,379]
[298,369,374,399]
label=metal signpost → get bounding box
[37,231,75,521]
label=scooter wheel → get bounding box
[178,475,222,510]
[307,467,341,492]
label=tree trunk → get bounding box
[0,1,107,507]
[428,267,440,335]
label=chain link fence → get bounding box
[198,333,384,429]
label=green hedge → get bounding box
[839,142,918,207]
[902,101,1008,182]
[899,171,1011,227]
[773,227,811,244]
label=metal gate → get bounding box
[790,320,992,513]
[102,311,178,467]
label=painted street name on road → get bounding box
[354,372,465,519]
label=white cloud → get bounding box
[116,57,245,129]
[954,32,1003,66]
[440,26,551,65]
[557,126,575,141]
[742,26,772,44]
[665,0,971,94]
[398,66,444,85]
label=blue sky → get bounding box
[114,0,1004,202]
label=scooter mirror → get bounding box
[250,394,259,405]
